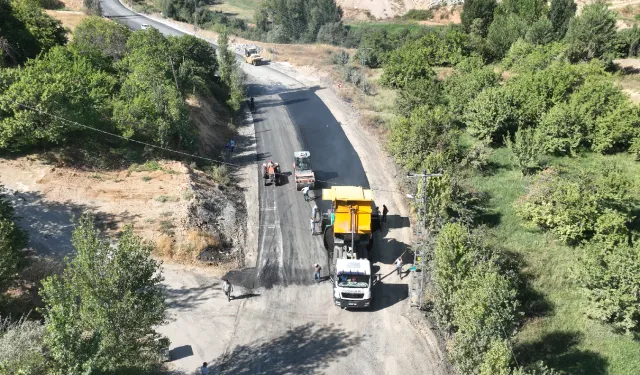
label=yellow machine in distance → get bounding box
[321,186,374,260]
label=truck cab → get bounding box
[333,258,372,309]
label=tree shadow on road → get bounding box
[210,323,361,375]
[162,282,219,311]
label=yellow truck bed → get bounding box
[322,186,373,234]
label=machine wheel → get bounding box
[252,60,257,66]
[296,183,302,191]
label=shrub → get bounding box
[487,13,528,60]
[498,0,547,24]
[464,86,516,142]
[515,165,634,245]
[537,102,583,155]
[316,22,348,45]
[0,316,47,374]
[403,9,433,21]
[330,50,349,65]
[616,24,640,57]
[341,66,373,95]
[388,106,456,171]
[479,339,513,375]
[592,101,640,154]
[445,64,498,118]
[505,127,544,175]
[395,78,443,114]
[0,187,29,287]
[580,243,640,335]
[206,164,230,185]
[502,41,569,73]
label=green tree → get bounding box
[515,165,634,245]
[464,86,516,142]
[40,216,167,374]
[395,78,443,114]
[580,242,640,335]
[548,0,576,39]
[11,0,67,53]
[0,187,28,289]
[71,16,131,62]
[537,102,584,155]
[487,13,529,60]
[525,16,555,45]
[479,339,513,375]
[498,0,547,23]
[452,265,519,374]
[113,28,194,147]
[565,0,617,61]
[461,0,497,37]
[616,24,640,57]
[0,46,116,150]
[217,29,245,110]
[444,63,498,118]
[388,106,456,171]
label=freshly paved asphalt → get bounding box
[100,0,369,287]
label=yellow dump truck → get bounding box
[321,186,375,260]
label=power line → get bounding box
[0,98,242,168]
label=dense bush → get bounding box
[402,9,433,21]
[616,25,640,57]
[0,188,28,288]
[592,101,640,153]
[580,243,640,335]
[395,77,443,114]
[502,41,569,73]
[340,66,373,95]
[70,16,131,62]
[464,86,516,142]
[497,0,547,24]
[515,165,634,245]
[452,265,519,374]
[525,16,555,46]
[505,127,544,175]
[537,102,583,155]
[330,50,349,65]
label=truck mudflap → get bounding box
[334,297,371,309]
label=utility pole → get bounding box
[406,170,443,309]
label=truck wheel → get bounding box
[296,183,302,191]
[252,61,257,66]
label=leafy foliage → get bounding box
[487,13,528,60]
[444,62,498,118]
[505,127,544,175]
[70,16,131,62]
[548,0,576,39]
[461,0,497,37]
[525,16,555,46]
[40,216,167,374]
[565,0,617,61]
[395,78,443,115]
[381,30,469,88]
[0,46,116,149]
[0,0,66,65]
[498,0,547,24]
[580,243,640,335]
[515,165,634,245]
[0,187,28,289]
[254,0,344,43]
[217,29,245,111]
[0,316,47,374]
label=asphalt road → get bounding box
[100,0,369,288]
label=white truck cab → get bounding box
[333,258,372,309]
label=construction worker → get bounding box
[310,216,315,236]
[395,257,403,280]
[313,263,322,282]
[302,186,310,201]
[312,204,318,221]
[222,279,233,302]
[250,97,255,110]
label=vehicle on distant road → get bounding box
[293,151,315,191]
[244,47,263,66]
[141,24,151,30]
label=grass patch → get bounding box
[159,219,175,236]
[466,147,640,375]
[205,164,230,185]
[209,0,261,22]
[155,195,180,203]
[129,160,163,172]
[141,176,152,182]
[346,21,427,33]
